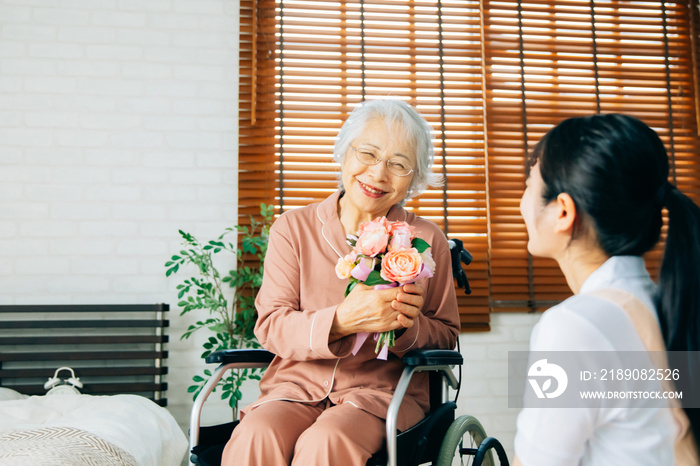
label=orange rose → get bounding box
[380,247,423,283]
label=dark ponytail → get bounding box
[530,113,700,443]
[657,186,700,442]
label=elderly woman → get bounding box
[221,99,460,465]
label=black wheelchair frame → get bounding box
[188,239,510,466]
[188,348,509,466]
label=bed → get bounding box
[0,304,188,466]
[0,387,187,465]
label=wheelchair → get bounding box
[188,239,510,466]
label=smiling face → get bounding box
[339,117,416,224]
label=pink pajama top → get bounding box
[246,190,460,431]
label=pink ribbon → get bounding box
[410,263,434,282]
[350,261,372,281]
[351,332,390,360]
[351,332,370,355]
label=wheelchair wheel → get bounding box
[435,415,495,466]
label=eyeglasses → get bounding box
[350,145,414,177]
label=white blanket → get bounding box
[0,391,187,466]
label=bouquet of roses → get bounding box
[335,217,436,359]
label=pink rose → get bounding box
[354,219,389,257]
[388,231,411,251]
[335,253,357,279]
[358,217,390,236]
[387,221,415,251]
[388,221,414,236]
[380,247,423,284]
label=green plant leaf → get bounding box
[209,322,228,333]
[167,202,272,402]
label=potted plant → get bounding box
[165,203,274,419]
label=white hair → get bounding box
[333,99,443,201]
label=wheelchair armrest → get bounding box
[402,349,463,367]
[205,348,275,365]
[190,349,275,465]
[401,349,462,391]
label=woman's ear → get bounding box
[554,193,577,234]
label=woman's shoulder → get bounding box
[404,211,448,244]
[270,201,323,232]
[531,294,637,352]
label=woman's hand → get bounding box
[394,283,424,328]
[330,283,425,342]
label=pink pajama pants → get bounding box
[221,399,386,466]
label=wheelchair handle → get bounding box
[448,238,472,295]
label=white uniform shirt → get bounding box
[514,256,676,466]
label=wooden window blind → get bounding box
[239,0,700,331]
[484,0,700,312]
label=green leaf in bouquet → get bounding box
[344,280,358,297]
[411,237,430,253]
[364,270,392,287]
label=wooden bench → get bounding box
[0,304,170,406]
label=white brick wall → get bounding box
[457,313,540,462]
[0,0,240,448]
[1,0,543,463]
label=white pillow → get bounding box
[0,387,28,401]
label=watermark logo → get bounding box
[509,351,699,408]
[528,358,568,399]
